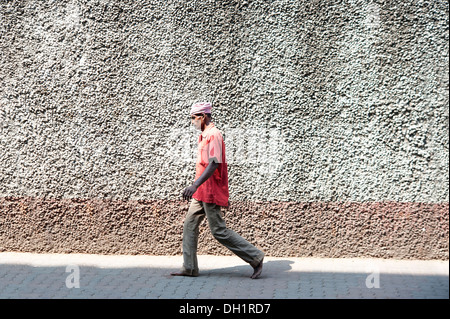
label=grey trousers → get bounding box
[182,198,264,275]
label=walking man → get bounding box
[171,102,264,279]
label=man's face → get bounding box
[191,113,204,131]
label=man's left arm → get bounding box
[182,160,219,200]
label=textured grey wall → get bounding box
[0,0,448,259]
[1,0,448,202]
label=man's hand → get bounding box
[182,184,198,201]
[182,161,218,201]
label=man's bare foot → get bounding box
[170,271,198,277]
[250,258,264,279]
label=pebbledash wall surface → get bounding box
[0,0,448,260]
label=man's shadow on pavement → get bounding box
[201,260,294,279]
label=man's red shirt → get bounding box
[192,123,229,207]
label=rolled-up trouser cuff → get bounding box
[181,266,199,276]
[250,253,265,268]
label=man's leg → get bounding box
[204,202,265,279]
[171,198,205,277]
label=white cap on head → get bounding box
[190,102,212,115]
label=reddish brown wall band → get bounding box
[0,197,448,260]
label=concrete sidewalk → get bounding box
[0,252,448,299]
